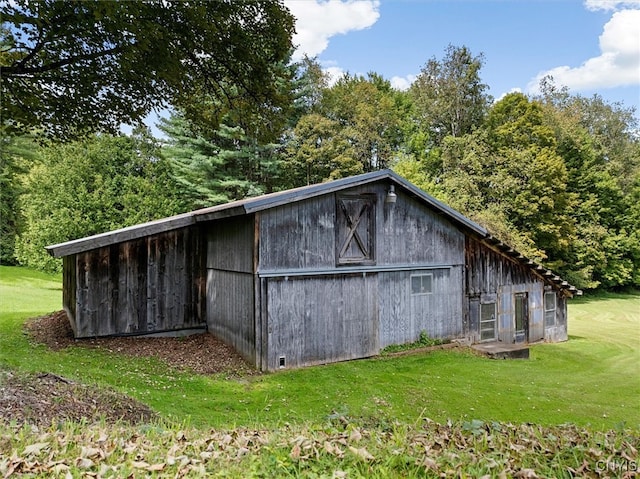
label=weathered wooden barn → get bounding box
[47,170,580,370]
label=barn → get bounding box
[46,169,581,370]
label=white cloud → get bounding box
[584,0,640,11]
[322,65,346,85]
[527,9,640,93]
[390,74,416,91]
[285,0,380,61]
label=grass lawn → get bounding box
[1,265,638,430]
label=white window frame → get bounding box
[411,273,433,295]
[544,291,556,327]
[480,302,497,342]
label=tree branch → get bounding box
[1,44,126,76]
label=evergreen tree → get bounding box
[160,112,280,208]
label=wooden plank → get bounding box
[265,274,378,370]
[207,269,256,364]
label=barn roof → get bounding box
[45,169,581,296]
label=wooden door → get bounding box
[514,292,528,343]
[336,195,375,265]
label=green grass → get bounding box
[1,265,638,430]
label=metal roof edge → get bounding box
[46,212,196,258]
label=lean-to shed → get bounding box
[47,170,581,370]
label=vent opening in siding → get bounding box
[279,356,286,369]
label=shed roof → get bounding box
[45,169,581,296]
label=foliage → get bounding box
[160,113,280,208]
[0,131,37,264]
[538,80,640,290]
[381,331,450,354]
[409,44,492,145]
[1,419,638,478]
[282,73,405,186]
[14,131,186,271]
[1,266,638,430]
[0,0,294,140]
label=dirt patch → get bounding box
[24,311,257,376]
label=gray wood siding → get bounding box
[465,236,560,343]
[205,215,257,364]
[265,274,378,370]
[62,255,77,335]
[207,215,254,273]
[259,195,336,271]
[259,181,465,272]
[73,227,206,338]
[376,186,465,266]
[207,270,255,364]
[378,267,464,348]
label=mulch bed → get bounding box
[23,311,257,376]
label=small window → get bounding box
[411,274,432,295]
[544,291,556,326]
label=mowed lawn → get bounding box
[0,265,638,430]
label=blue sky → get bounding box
[284,0,640,115]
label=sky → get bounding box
[283,0,640,115]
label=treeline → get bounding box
[2,47,639,292]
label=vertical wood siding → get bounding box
[265,274,378,370]
[62,255,77,335]
[378,267,464,348]
[73,226,206,338]
[207,270,255,363]
[206,215,256,364]
[259,195,336,270]
[466,236,554,343]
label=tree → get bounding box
[16,130,186,271]
[0,0,294,140]
[410,44,492,146]
[160,112,280,208]
[0,130,36,264]
[282,73,405,186]
[538,80,640,289]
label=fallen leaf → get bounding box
[81,446,103,459]
[76,457,94,469]
[348,446,374,461]
[23,442,49,456]
[132,461,150,469]
[147,463,166,472]
[419,456,438,470]
[290,444,301,460]
[514,469,538,478]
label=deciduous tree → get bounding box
[1,0,294,140]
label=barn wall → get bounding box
[259,195,336,270]
[62,255,77,335]
[205,215,256,364]
[265,273,378,370]
[73,226,206,338]
[465,236,563,344]
[259,182,465,272]
[545,291,568,342]
[258,181,468,369]
[378,267,464,348]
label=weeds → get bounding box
[381,331,450,354]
